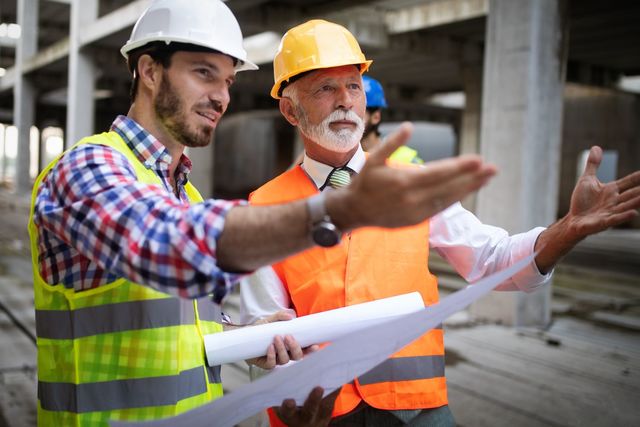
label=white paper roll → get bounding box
[205,292,425,366]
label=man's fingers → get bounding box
[300,386,325,419]
[303,344,320,355]
[366,122,413,166]
[320,388,340,413]
[410,158,496,204]
[278,398,297,420]
[616,170,640,193]
[273,335,290,365]
[411,164,495,217]
[617,186,640,206]
[283,335,304,361]
[583,146,603,177]
[411,155,490,187]
[256,344,276,369]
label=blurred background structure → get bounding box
[0,1,638,426]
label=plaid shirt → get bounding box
[34,115,243,303]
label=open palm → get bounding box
[569,146,640,237]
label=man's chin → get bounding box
[317,140,359,153]
[180,133,214,148]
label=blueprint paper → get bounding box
[111,253,535,427]
[204,292,425,366]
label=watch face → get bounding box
[312,222,341,247]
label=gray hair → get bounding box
[281,83,299,104]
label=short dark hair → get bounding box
[127,42,237,102]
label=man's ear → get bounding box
[279,98,299,127]
[371,110,382,126]
[137,54,163,94]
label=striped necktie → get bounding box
[328,168,352,189]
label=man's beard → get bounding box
[154,73,216,148]
[297,107,364,153]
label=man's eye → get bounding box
[197,69,211,78]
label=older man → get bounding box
[240,19,640,426]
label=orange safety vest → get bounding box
[250,165,447,423]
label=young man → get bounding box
[361,75,423,164]
[239,19,640,426]
[28,2,497,426]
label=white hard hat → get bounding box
[120,0,258,72]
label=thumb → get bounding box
[265,310,294,323]
[366,122,413,166]
[254,310,294,325]
[582,146,603,177]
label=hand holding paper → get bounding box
[204,292,426,366]
[246,311,317,370]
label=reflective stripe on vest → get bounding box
[358,355,445,385]
[28,131,222,426]
[38,366,207,413]
[250,164,447,420]
[35,298,196,339]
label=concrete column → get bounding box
[13,0,38,193]
[459,44,483,212]
[471,0,568,327]
[0,126,6,181]
[66,0,99,148]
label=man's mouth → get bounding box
[197,110,220,125]
[330,120,356,128]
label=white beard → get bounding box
[299,109,364,153]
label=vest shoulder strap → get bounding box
[250,165,317,205]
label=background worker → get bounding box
[28,1,496,426]
[361,75,423,164]
[239,19,640,427]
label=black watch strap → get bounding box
[306,192,342,247]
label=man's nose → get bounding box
[334,86,354,110]
[209,85,230,112]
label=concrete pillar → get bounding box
[13,0,38,193]
[66,0,98,148]
[459,44,483,212]
[471,0,568,327]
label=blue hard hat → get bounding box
[363,75,387,108]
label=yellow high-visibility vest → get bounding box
[28,131,223,426]
[390,145,424,165]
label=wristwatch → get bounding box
[306,192,342,247]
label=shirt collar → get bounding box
[110,115,193,174]
[301,144,366,189]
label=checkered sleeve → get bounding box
[34,143,245,300]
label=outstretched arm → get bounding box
[535,146,640,273]
[218,123,497,271]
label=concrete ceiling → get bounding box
[0,0,639,127]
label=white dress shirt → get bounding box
[239,145,551,324]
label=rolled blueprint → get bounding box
[204,292,425,366]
